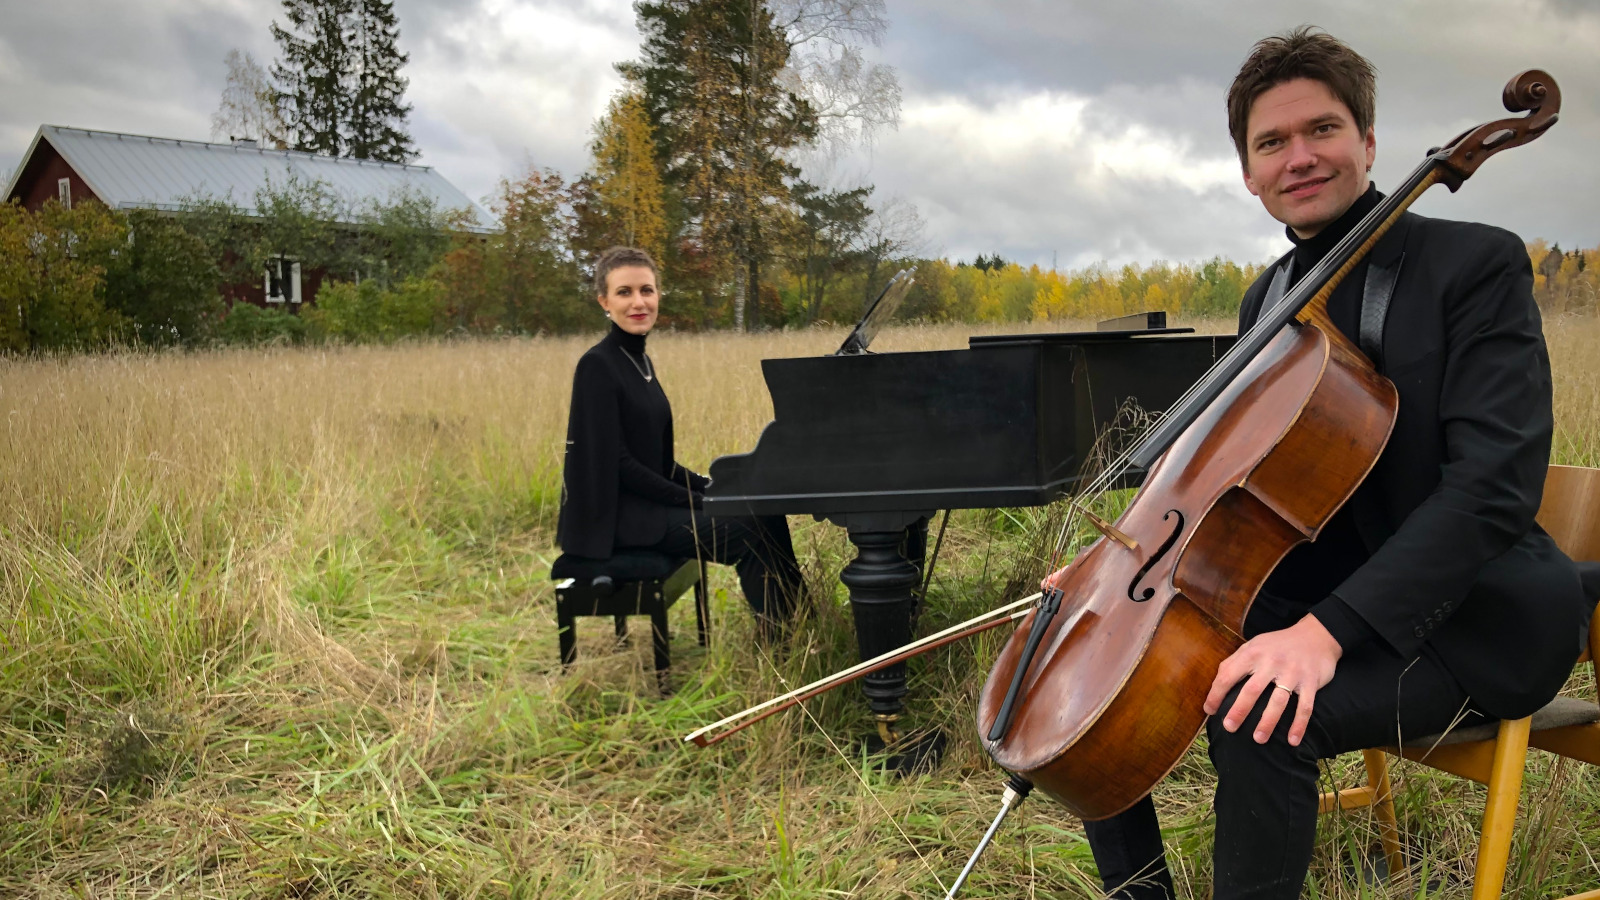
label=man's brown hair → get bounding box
[594,246,659,297]
[1227,26,1377,164]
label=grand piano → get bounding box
[701,301,1236,753]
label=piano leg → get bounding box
[841,528,919,721]
[841,521,946,772]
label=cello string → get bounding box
[1119,160,1439,475]
[1045,409,1153,564]
[1061,161,1427,558]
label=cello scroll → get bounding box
[1434,69,1560,189]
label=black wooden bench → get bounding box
[551,550,708,686]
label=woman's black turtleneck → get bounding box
[1256,182,1384,653]
[555,323,711,559]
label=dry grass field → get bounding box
[1,315,1598,898]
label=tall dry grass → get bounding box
[0,316,1596,898]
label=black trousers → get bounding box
[639,507,803,622]
[1083,608,1487,899]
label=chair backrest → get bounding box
[1539,465,1600,564]
[1537,464,1600,674]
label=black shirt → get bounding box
[555,324,709,559]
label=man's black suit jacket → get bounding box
[1236,211,1593,720]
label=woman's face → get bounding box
[597,265,660,335]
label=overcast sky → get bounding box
[2,0,1595,269]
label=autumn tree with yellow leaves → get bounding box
[589,90,669,263]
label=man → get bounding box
[1078,27,1595,899]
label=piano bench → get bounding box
[551,552,709,683]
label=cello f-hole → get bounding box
[1128,510,1185,602]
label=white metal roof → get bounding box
[8,125,492,230]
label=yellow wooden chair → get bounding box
[1319,464,1600,899]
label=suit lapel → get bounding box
[1360,214,1413,372]
[1348,213,1414,553]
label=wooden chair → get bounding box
[1319,464,1600,898]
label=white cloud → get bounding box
[854,88,1280,269]
[400,0,640,206]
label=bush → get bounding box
[104,211,225,347]
[0,198,128,351]
[304,276,443,343]
[218,303,307,346]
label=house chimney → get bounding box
[231,137,259,148]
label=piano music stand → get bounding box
[837,268,916,355]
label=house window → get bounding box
[57,178,71,209]
[263,257,303,304]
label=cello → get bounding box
[946,68,1561,894]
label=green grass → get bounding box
[2,327,1598,897]
[4,493,1597,898]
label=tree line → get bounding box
[6,0,1595,352]
[3,172,1592,352]
[1530,242,1598,316]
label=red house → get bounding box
[4,125,489,307]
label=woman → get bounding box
[555,246,802,633]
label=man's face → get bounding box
[1241,78,1376,239]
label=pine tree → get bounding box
[590,91,668,264]
[272,0,353,156]
[789,181,871,324]
[347,0,414,163]
[270,0,413,162]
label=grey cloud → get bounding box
[0,0,276,171]
[392,0,639,205]
[861,95,1281,269]
[2,0,1594,266]
[864,0,1600,263]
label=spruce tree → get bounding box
[271,0,353,156]
[270,0,414,162]
[347,0,415,163]
[622,0,816,329]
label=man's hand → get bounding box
[1203,614,1343,747]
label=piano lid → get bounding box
[702,329,1236,519]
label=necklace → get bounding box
[622,348,654,382]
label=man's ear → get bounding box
[1242,163,1262,198]
[1364,126,1376,173]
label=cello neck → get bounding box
[1126,161,1438,472]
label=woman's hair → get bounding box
[594,246,659,297]
[1226,26,1377,164]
